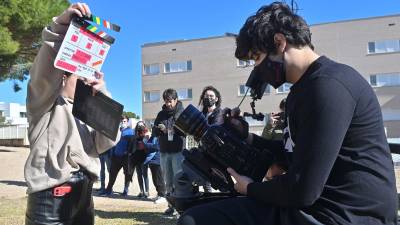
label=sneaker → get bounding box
[164,206,175,216]
[96,187,105,193]
[143,191,149,198]
[98,189,112,196]
[154,196,167,204]
[137,192,144,198]
[121,190,128,197]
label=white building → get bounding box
[0,102,28,125]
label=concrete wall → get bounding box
[0,139,28,147]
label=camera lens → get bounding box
[175,104,209,140]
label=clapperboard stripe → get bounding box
[77,14,121,44]
[84,24,115,44]
[87,24,98,32]
[90,15,121,32]
[97,31,106,38]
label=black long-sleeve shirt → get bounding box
[247,56,397,225]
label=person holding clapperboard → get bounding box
[24,3,122,225]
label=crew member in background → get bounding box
[101,115,134,197]
[198,85,223,192]
[153,88,186,216]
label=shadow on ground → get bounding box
[0,149,15,153]
[93,191,154,202]
[0,180,27,187]
[95,209,177,225]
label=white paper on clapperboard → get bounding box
[54,22,111,79]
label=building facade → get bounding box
[0,102,28,125]
[142,14,400,138]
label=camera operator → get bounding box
[24,3,119,224]
[261,98,286,141]
[152,88,186,216]
[198,85,222,192]
[178,2,397,225]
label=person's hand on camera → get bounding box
[227,167,253,195]
[268,112,281,127]
[55,2,91,25]
[264,163,286,181]
[219,107,249,140]
[85,71,105,96]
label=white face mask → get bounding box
[120,120,128,129]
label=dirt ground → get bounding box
[0,146,176,225]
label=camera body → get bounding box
[168,104,274,212]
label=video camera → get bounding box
[166,55,275,213]
[167,104,274,213]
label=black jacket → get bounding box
[202,106,222,125]
[152,101,186,153]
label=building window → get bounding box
[238,84,271,96]
[143,63,160,75]
[276,83,292,93]
[164,60,192,73]
[368,39,400,54]
[19,112,27,118]
[144,119,156,128]
[239,85,249,96]
[370,73,400,87]
[237,59,255,67]
[177,88,192,100]
[144,91,160,102]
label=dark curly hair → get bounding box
[235,2,313,60]
[198,85,222,114]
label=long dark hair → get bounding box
[135,120,148,135]
[198,85,222,114]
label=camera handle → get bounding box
[243,98,265,121]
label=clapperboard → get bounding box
[73,79,124,141]
[54,14,121,78]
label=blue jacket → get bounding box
[144,137,160,165]
[113,127,134,156]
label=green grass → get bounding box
[0,197,177,225]
[0,197,26,225]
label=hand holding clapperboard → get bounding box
[54,14,121,78]
[56,14,124,141]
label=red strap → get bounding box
[53,185,72,197]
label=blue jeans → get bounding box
[136,163,149,193]
[160,152,183,193]
[99,152,111,190]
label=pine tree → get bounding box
[0,0,69,91]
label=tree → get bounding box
[0,0,69,91]
[123,111,140,120]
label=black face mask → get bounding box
[252,55,286,89]
[203,98,216,108]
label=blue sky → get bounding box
[1,0,399,117]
